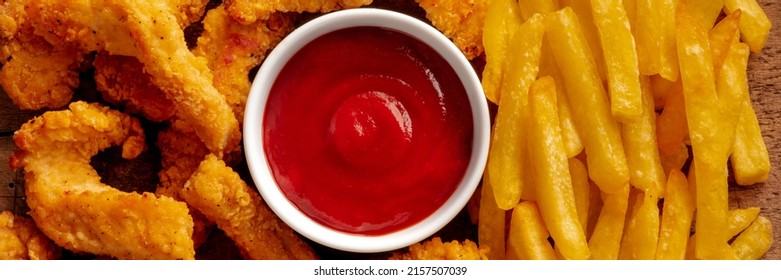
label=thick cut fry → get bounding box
[724,0,772,53]
[658,0,679,81]
[181,155,317,260]
[710,11,742,75]
[588,185,629,259]
[677,6,745,259]
[481,0,524,104]
[650,74,676,109]
[539,49,583,158]
[508,202,558,260]
[518,0,558,20]
[559,0,607,82]
[731,99,770,185]
[546,7,629,194]
[527,76,589,260]
[656,84,688,157]
[623,76,667,197]
[619,192,660,260]
[591,0,642,122]
[684,0,725,31]
[487,14,544,210]
[570,158,591,234]
[731,216,773,260]
[727,207,761,237]
[478,172,505,260]
[635,0,660,75]
[655,169,695,260]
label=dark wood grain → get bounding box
[0,0,779,259]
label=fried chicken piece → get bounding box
[415,0,488,60]
[181,154,317,260]
[389,237,489,260]
[225,0,372,24]
[156,119,213,247]
[9,101,195,259]
[0,0,83,110]
[193,6,295,121]
[93,53,176,122]
[25,0,240,156]
[0,211,61,260]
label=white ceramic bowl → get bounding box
[244,8,490,253]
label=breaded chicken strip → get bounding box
[415,0,488,60]
[225,0,372,24]
[193,6,295,121]
[181,154,317,260]
[389,237,489,260]
[25,0,240,156]
[10,102,195,259]
[0,211,61,260]
[0,0,83,110]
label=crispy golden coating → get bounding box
[389,237,489,260]
[0,0,83,110]
[225,0,372,24]
[0,211,61,260]
[181,154,317,260]
[93,53,176,122]
[415,0,488,60]
[25,0,240,156]
[193,6,294,121]
[10,102,195,259]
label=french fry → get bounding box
[650,74,676,109]
[478,172,506,260]
[622,76,666,197]
[656,84,688,157]
[677,4,747,259]
[590,0,643,122]
[623,0,637,31]
[527,76,589,260]
[710,11,742,75]
[660,142,689,176]
[588,185,630,260]
[618,191,660,260]
[481,0,524,104]
[586,181,603,240]
[635,0,661,75]
[684,0,725,30]
[560,0,608,82]
[724,0,772,53]
[539,53,584,158]
[546,7,629,194]
[657,0,679,81]
[507,201,558,260]
[656,169,696,260]
[731,216,773,260]
[727,207,761,237]
[570,158,591,234]
[731,98,770,185]
[518,0,559,21]
[487,14,544,210]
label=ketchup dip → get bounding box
[263,26,473,235]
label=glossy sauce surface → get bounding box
[264,27,473,235]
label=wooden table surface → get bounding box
[0,1,779,259]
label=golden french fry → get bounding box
[569,158,591,234]
[623,0,637,31]
[650,74,676,109]
[731,99,770,185]
[731,216,773,260]
[622,76,666,197]
[539,53,584,158]
[518,0,559,21]
[677,5,743,259]
[590,0,642,122]
[619,191,660,260]
[656,83,688,157]
[546,7,629,194]
[709,10,742,76]
[527,76,589,260]
[724,0,772,53]
[481,0,524,104]
[586,181,603,240]
[507,201,558,260]
[727,207,761,237]
[588,185,629,260]
[478,172,506,260]
[487,14,545,210]
[684,0,725,30]
[635,0,661,75]
[657,0,679,81]
[656,169,696,260]
[660,142,689,176]
[560,0,607,82]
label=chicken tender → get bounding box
[389,237,489,260]
[0,0,83,110]
[225,0,372,24]
[0,211,61,260]
[193,6,295,121]
[181,154,317,260]
[25,0,240,156]
[10,102,195,259]
[415,0,488,60]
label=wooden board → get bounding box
[1,1,779,259]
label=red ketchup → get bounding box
[264,27,473,235]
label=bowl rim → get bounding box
[243,8,490,253]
